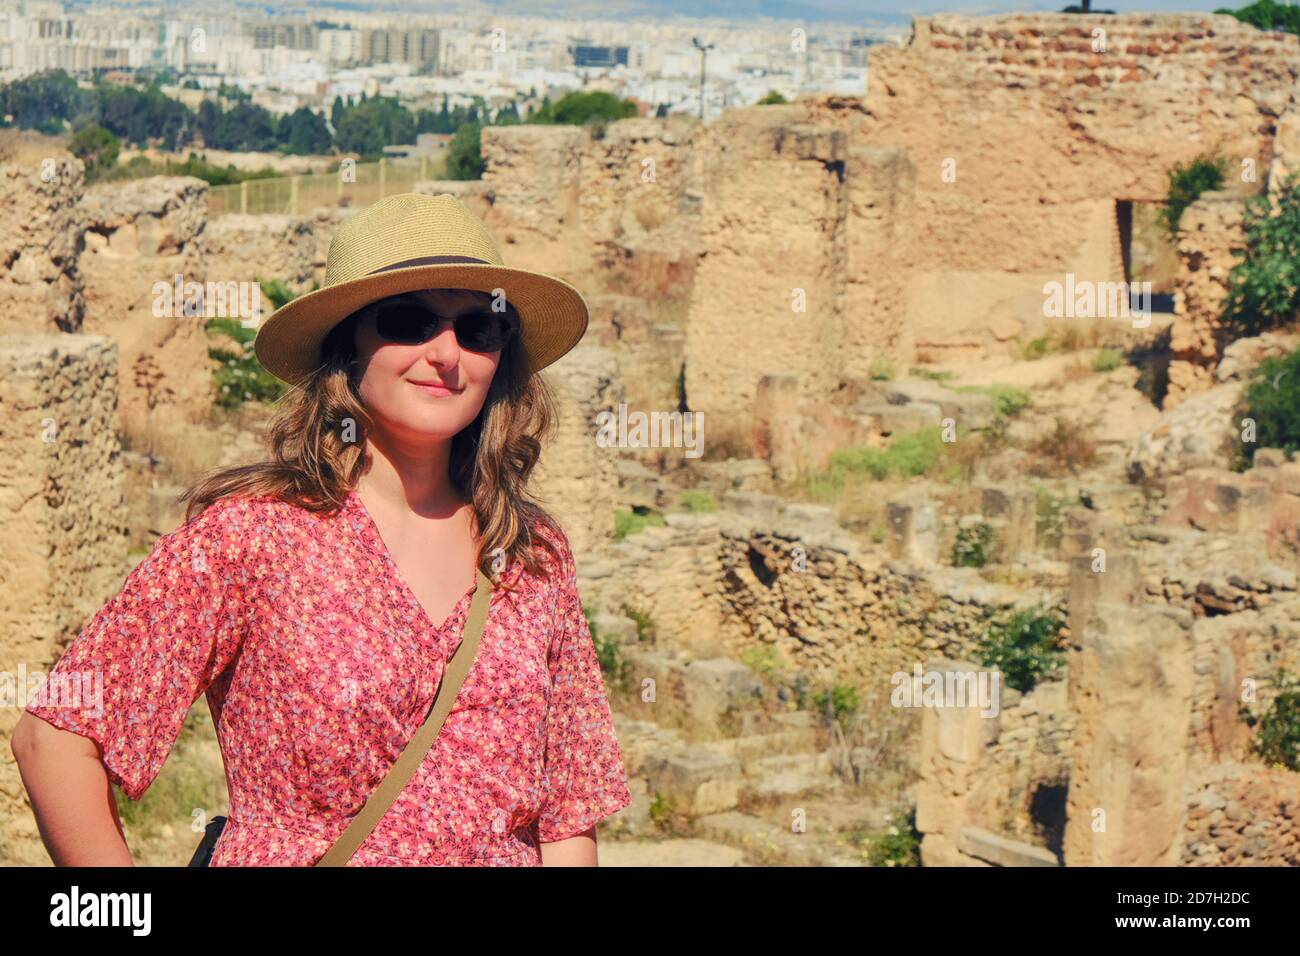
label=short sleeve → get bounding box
[23,497,249,801]
[536,526,632,843]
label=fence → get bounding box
[207,156,447,217]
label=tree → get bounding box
[333,96,415,156]
[444,122,484,180]
[1215,0,1300,34]
[69,122,120,174]
[527,90,637,126]
[278,107,331,155]
[330,95,345,130]
[0,69,94,130]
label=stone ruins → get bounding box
[2,11,1298,866]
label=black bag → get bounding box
[187,815,227,867]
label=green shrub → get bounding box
[1223,169,1300,335]
[258,278,298,311]
[907,367,956,382]
[1035,487,1072,551]
[614,508,666,540]
[955,383,1031,418]
[678,489,717,513]
[618,602,656,643]
[857,807,921,867]
[870,357,896,381]
[976,603,1068,693]
[1216,0,1300,36]
[206,317,286,408]
[1021,336,1052,360]
[952,521,996,568]
[587,608,630,690]
[1244,669,1300,771]
[69,122,120,175]
[826,428,945,483]
[1158,152,1228,239]
[1093,348,1124,373]
[740,644,781,674]
[1241,349,1300,462]
[812,684,859,720]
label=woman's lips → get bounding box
[409,381,461,396]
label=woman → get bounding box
[13,193,632,866]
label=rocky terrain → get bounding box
[3,11,1299,866]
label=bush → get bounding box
[1094,348,1124,372]
[812,684,860,721]
[1241,348,1300,462]
[955,383,1031,418]
[614,508,666,540]
[68,122,119,175]
[1024,417,1099,477]
[1158,152,1228,239]
[677,489,717,513]
[444,121,484,179]
[206,318,286,408]
[1223,169,1300,336]
[857,807,921,867]
[952,521,996,567]
[1217,0,1300,35]
[869,357,895,381]
[976,603,1069,693]
[1243,669,1300,771]
[827,428,945,483]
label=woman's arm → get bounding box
[11,712,135,866]
[539,826,598,866]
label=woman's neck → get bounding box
[355,435,464,517]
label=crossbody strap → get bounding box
[315,567,494,867]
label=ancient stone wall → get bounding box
[1167,193,1247,407]
[0,144,84,335]
[864,13,1300,359]
[78,176,213,442]
[0,334,126,864]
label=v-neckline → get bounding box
[345,488,480,636]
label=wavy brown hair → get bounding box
[180,290,564,592]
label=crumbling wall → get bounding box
[865,12,1300,358]
[1167,193,1247,408]
[0,144,84,334]
[0,334,126,864]
[78,176,213,442]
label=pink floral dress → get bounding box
[24,489,632,866]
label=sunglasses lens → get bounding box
[370,299,518,352]
[455,312,517,352]
[373,302,434,343]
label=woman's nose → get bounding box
[423,319,460,362]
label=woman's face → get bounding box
[352,289,505,442]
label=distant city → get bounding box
[0,0,903,122]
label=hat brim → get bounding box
[252,263,590,386]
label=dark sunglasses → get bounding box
[363,295,519,353]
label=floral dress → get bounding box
[23,489,632,866]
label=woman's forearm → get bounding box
[539,826,599,866]
[11,714,135,867]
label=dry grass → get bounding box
[1023,417,1099,477]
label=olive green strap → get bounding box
[315,568,493,867]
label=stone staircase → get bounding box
[603,645,874,866]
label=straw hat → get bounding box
[253,192,589,385]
